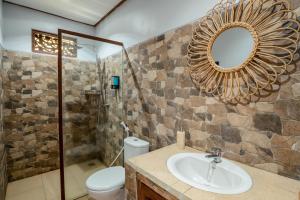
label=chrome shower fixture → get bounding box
[120,121,130,137]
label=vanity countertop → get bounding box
[126,145,300,200]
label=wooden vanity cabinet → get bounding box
[136,173,178,200]
[138,181,166,200]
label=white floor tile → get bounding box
[6,175,43,198]
[5,187,46,200]
[5,160,105,200]
[41,170,61,200]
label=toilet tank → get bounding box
[124,137,149,161]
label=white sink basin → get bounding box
[167,153,252,194]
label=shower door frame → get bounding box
[57,29,124,200]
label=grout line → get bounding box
[39,175,47,200]
[74,194,88,200]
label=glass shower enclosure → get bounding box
[58,29,125,200]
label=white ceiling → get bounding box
[5,0,123,25]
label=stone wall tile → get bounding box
[253,113,282,134]
[290,0,300,9]
[3,51,102,181]
[106,10,300,180]
[227,113,251,128]
[282,120,300,136]
[0,47,7,200]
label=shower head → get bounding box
[121,121,130,137]
[75,45,83,49]
[121,121,129,130]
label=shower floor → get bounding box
[5,159,106,200]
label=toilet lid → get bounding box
[86,166,125,191]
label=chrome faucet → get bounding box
[205,147,222,163]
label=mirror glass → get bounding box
[211,27,254,69]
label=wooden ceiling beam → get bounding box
[94,0,127,27]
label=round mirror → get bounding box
[211,27,254,69]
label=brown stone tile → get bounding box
[282,120,300,136]
[253,113,282,134]
[290,0,300,9]
[220,124,242,144]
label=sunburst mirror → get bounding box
[187,0,300,104]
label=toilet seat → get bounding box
[86,166,125,192]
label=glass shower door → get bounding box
[58,30,125,200]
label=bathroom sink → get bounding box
[167,153,252,194]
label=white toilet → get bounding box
[86,137,149,200]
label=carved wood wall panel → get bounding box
[32,29,77,57]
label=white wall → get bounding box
[3,1,221,59]
[3,3,96,61]
[95,0,219,58]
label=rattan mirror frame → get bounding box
[187,0,300,104]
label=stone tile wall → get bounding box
[0,47,7,200]
[97,53,125,167]
[3,51,59,181]
[2,51,100,181]
[62,59,100,165]
[121,8,300,180]
[125,163,137,200]
[1,0,299,185]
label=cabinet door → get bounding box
[136,173,177,200]
[138,182,166,200]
